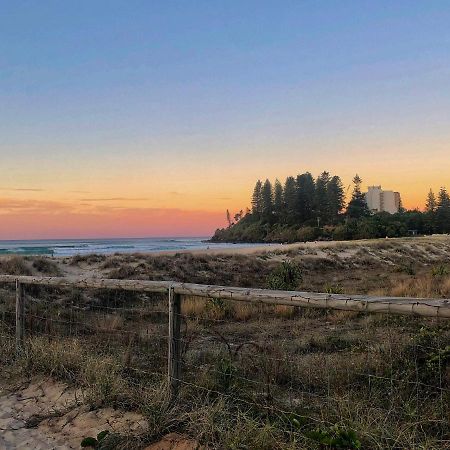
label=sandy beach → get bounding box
[146,235,450,257]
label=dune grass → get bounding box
[0,237,449,448]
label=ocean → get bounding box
[0,238,268,257]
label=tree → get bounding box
[284,176,297,220]
[314,171,331,225]
[424,189,437,233]
[296,172,315,223]
[251,180,263,216]
[436,187,450,233]
[234,210,243,223]
[327,175,345,222]
[261,179,273,218]
[425,189,437,213]
[347,174,370,219]
[273,179,284,216]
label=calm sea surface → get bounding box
[0,238,270,257]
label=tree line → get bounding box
[212,171,450,243]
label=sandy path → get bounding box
[0,377,147,449]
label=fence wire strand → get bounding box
[0,280,448,449]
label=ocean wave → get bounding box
[103,245,135,249]
[0,238,265,257]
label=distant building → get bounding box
[365,186,401,214]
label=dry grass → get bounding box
[1,237,450,448]
[1,301,447,449]
[0,256,32,275]
[387,274,450,298]
[94,314,124,332]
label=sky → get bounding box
[1,1,450,239]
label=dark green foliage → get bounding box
[81,437,98,447]
[296,172,316,223]
[261,179,273,219]
[212,171,449,243]
[435,187,450,233]
[306,425,361,449]
[267,261,302,290]
[284,176,297,220]
[314,171,331,224]
[425,189,437,212]
[96,430,110,442]
[252,180,263,216]
[346,174,370,219]
[328,175,345,222]
[273,179,284,216]
[80,430,110,448]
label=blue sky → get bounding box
[0,1,450,237]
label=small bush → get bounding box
[0,256,32,275]
[431,265,449,277]
[324,284,344,294]
[306,425,361,449]
[394,262,416,275]
[32,257,62,276]
[267,261,302,291]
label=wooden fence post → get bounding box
[168,286,182,401]
[15,280,25,355]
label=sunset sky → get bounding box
[1,1,450,239]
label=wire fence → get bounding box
[0,276,449,449]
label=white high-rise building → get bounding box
[365,186,401,214]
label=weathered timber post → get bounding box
[15,279,25,355]
[168,286,182,401]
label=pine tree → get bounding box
[261,179,273,218]
[296,172,315,223]
[314,171,331,224]
[425,189,437,213]
[251,180,263,216]
[284,176,297,219]
[436,187,450,233]
[327,175,345,222]
[273,179,284,216]
[424,189,437,233]
[347,174,370,219]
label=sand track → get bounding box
[0,377,147,449]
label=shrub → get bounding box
[32,257,62,276]
[324,284,344,294]
[394,262,416,275]
[0,256,32,275]
[296,226,319,242]
[306,425,361,449]
[267,261,302,290]
[431,265,449,277]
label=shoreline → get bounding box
[146,235,450,257]
[1,235,449,259]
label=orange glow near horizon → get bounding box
[1,125,449,240]
[0,153,447,240]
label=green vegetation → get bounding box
[267,261,302,290]
[212,172,450,243]
[81,431,110,448]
